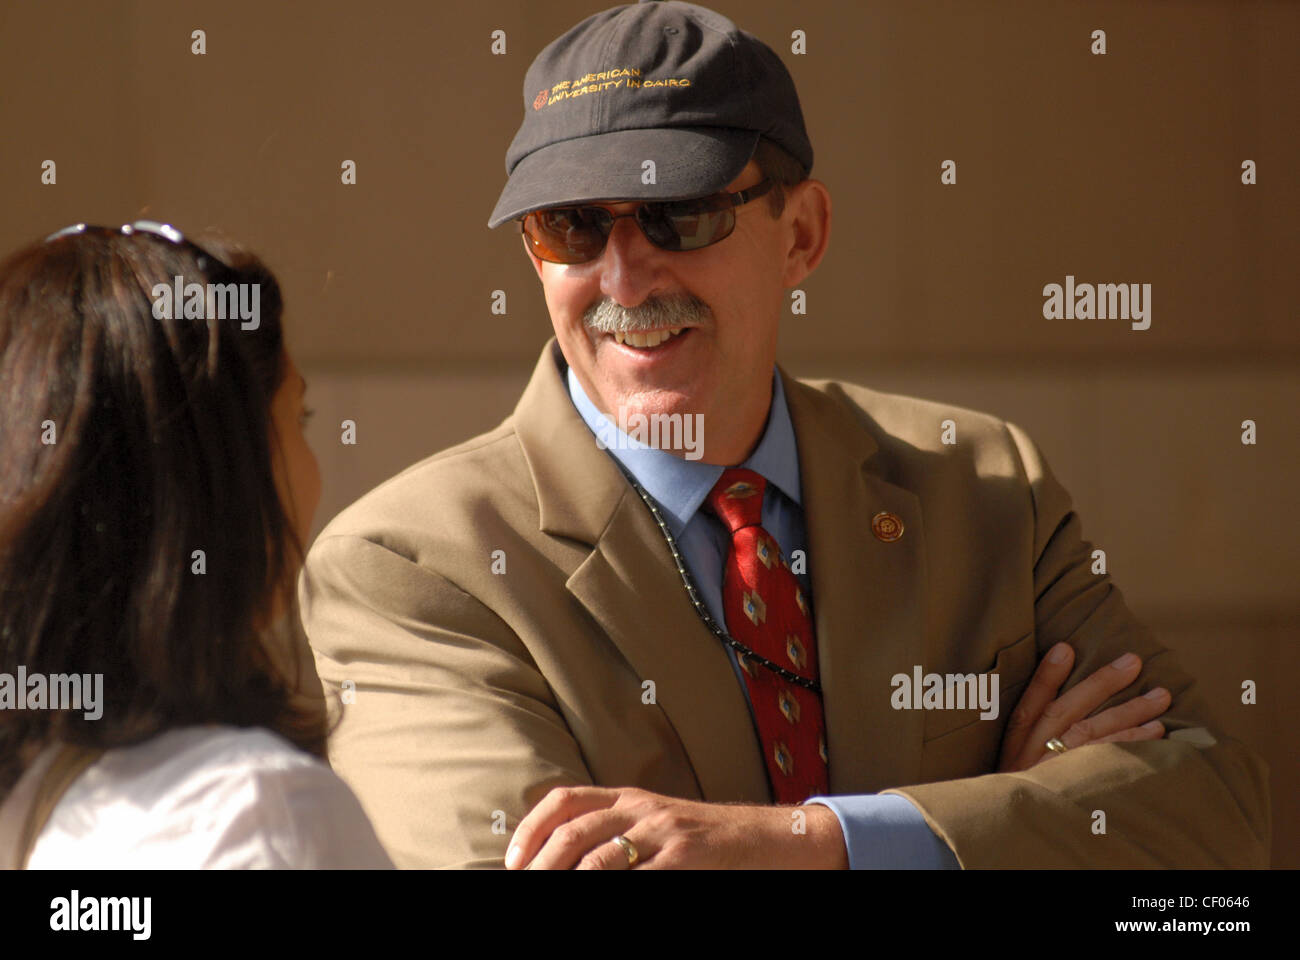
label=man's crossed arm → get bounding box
[505,642,1171,869]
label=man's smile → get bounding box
[609,326,688,348]
[598,325,698,365]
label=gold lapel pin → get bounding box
[871,511,904,542]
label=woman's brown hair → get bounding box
[0,225,326,796]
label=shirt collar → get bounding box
[564,360,802,535]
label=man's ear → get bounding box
[780,178,831,289]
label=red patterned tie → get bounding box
[706,467,829,803]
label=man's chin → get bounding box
[602,388,706,421]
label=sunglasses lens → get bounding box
[652,195,735,251]
[523,207,608,263]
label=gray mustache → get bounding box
[584,294,712,334]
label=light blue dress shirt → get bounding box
[565,362,960,869]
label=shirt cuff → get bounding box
[802,793,960,869]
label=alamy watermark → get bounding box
[50,891,150,940]
[595,406,704,460]
[1042,274,1151,330]
[891,666,1000,720]
[0,666,102,720]
[151,276,260,329]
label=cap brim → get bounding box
[487,126,760,229]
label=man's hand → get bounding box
[505,786,848,870]
[998,642,1170,772]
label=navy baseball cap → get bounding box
[487,0,814,229]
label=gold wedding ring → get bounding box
[611,834,639,867]
[1045,737,1068,754]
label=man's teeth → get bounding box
[613,327,686,348]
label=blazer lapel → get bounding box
[512,341,772,803]
[782,371,928,793]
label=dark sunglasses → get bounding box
[44,220,231,273]
[519,178,775,264]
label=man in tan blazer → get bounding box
[299,1,1270,869]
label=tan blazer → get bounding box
[299,340,1270,868]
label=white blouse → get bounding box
[10,725,393,869]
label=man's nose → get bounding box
[599,209,656,263]
[596,212,662,303]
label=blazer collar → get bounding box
[512,339,627,545]
[513,340,771,800]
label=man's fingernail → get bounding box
[1111,652,1138,669]
[1142,720,1164,732]
[1145,687,1169,700]
[505,844,522,869]
[1048,643,1070,664]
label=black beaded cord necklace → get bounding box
[617,466,822,695]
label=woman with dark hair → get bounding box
[0,222,392,868]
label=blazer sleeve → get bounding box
[882,421,1272,867]
[298,533,593,868]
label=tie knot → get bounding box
[706,468,767,532]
